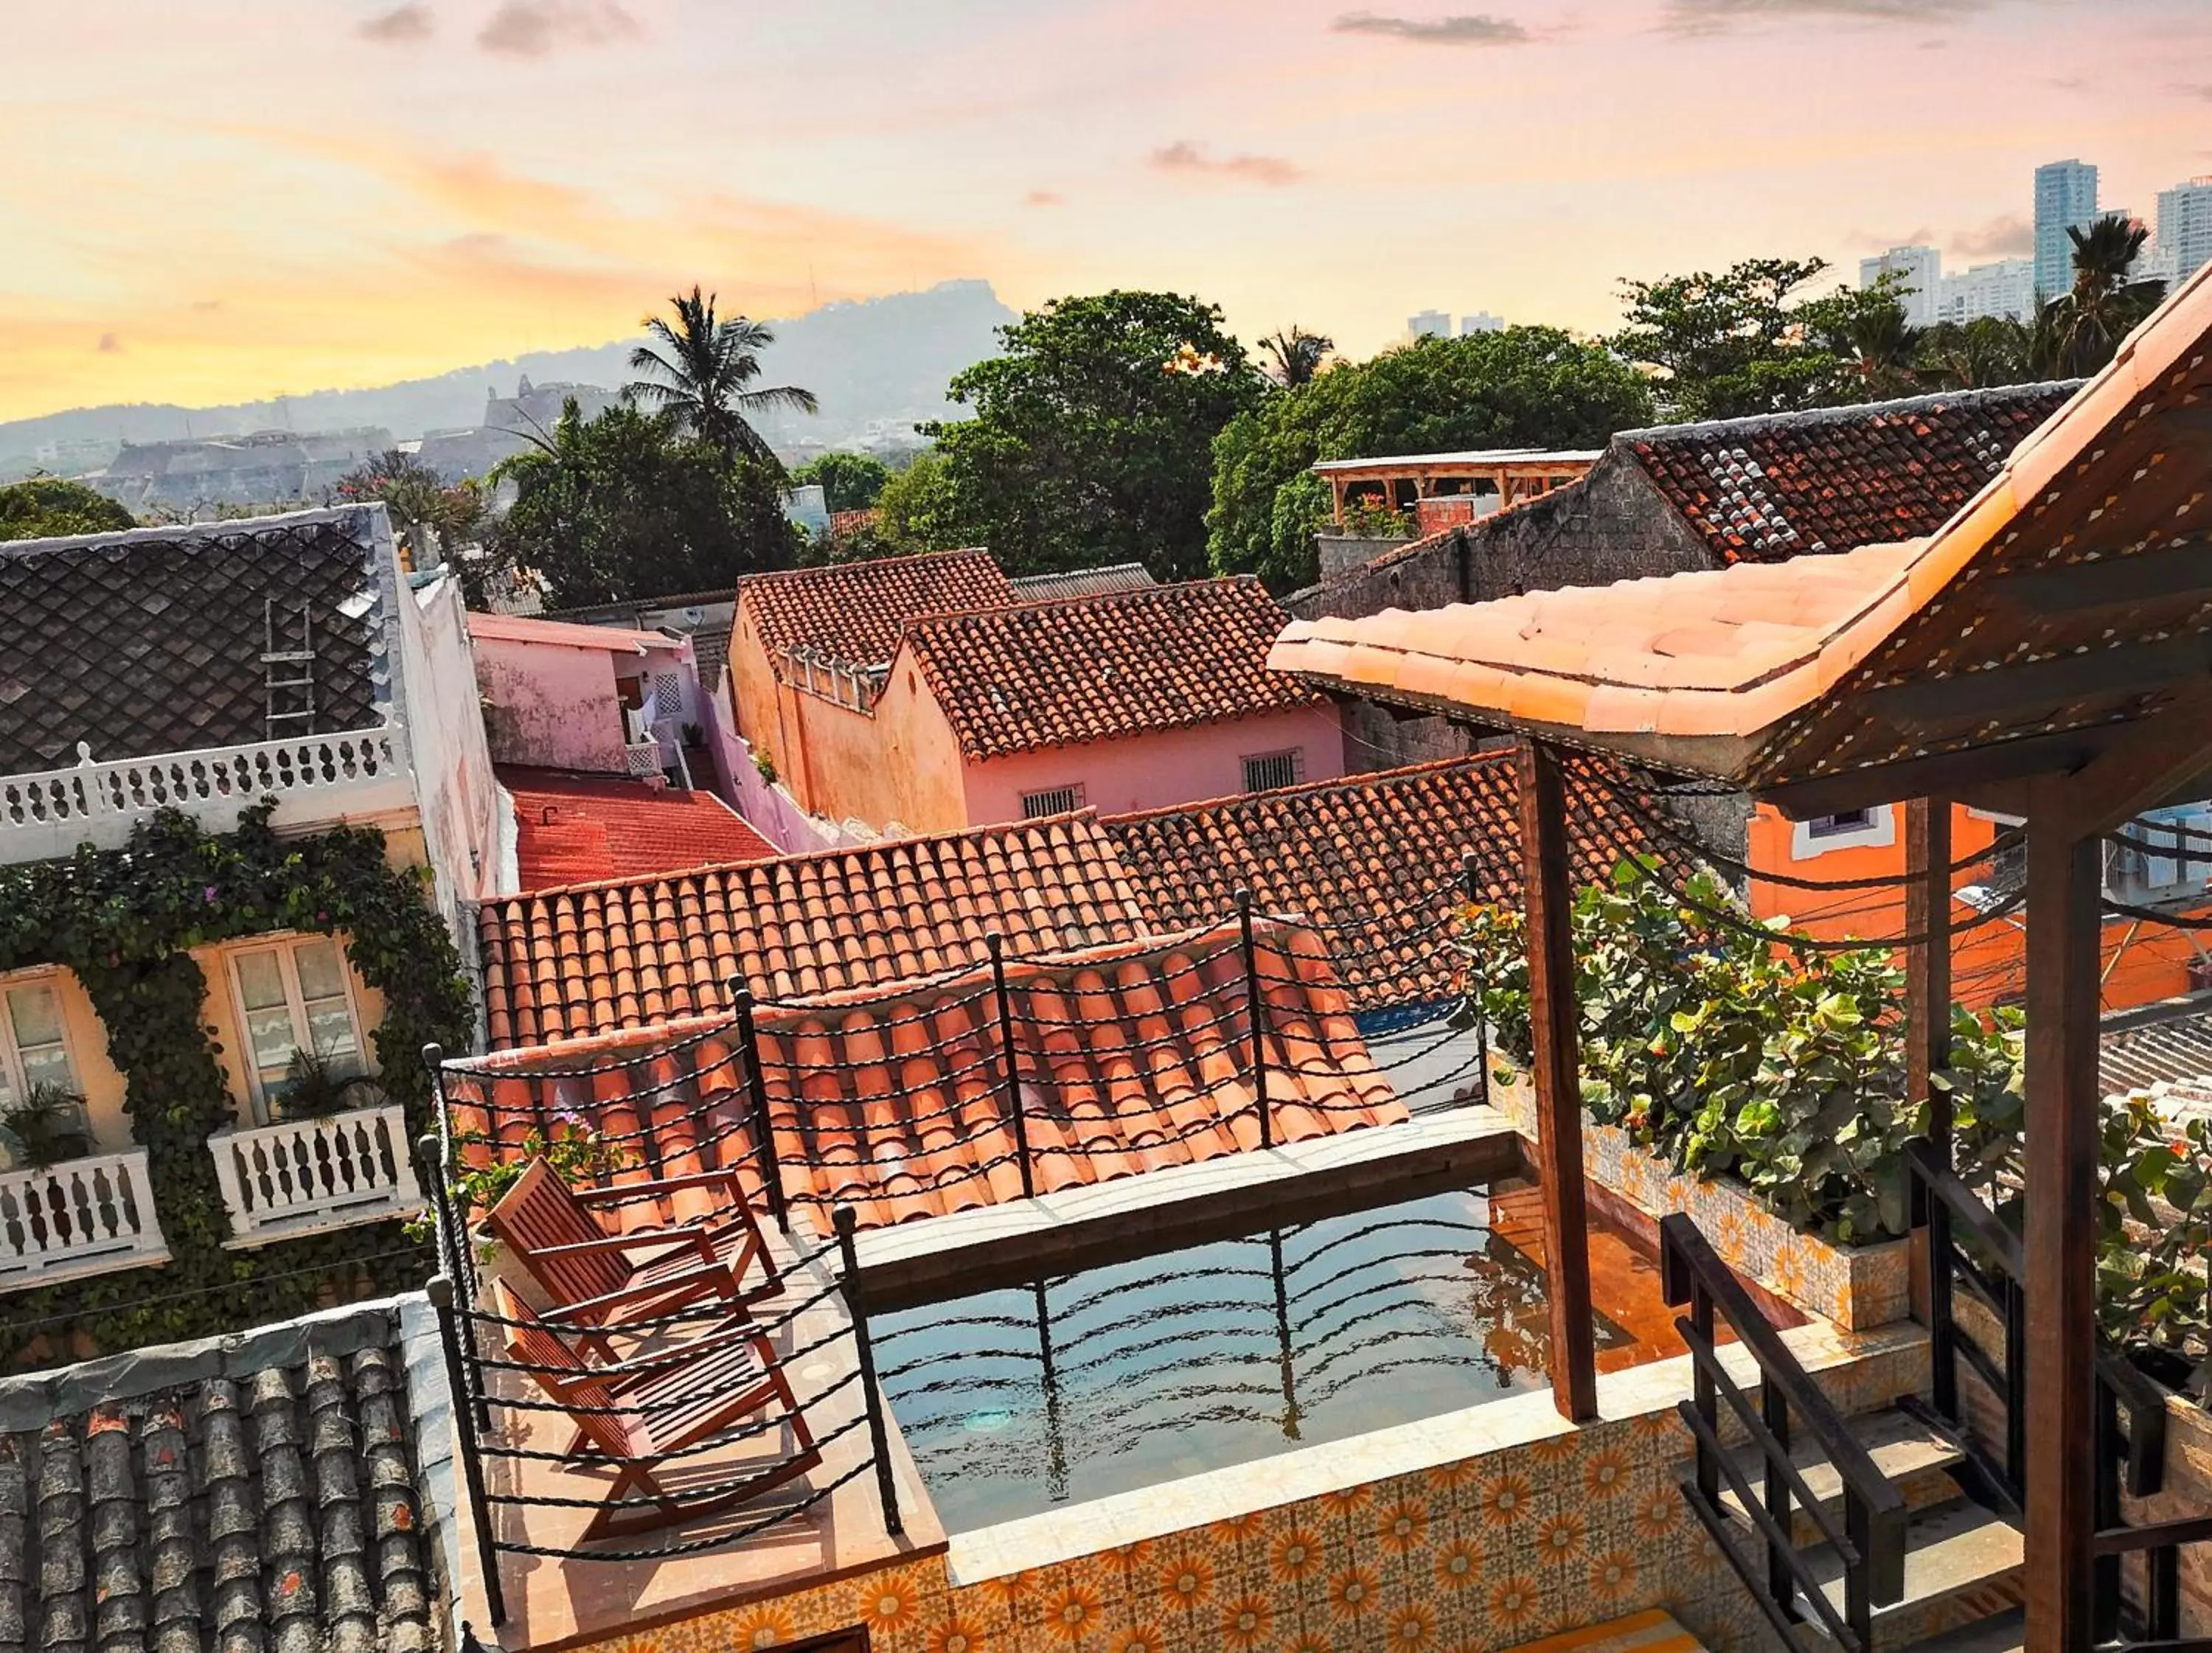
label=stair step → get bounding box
[1717,1406,1966,1537]
[1897,1607,2025,1653]
[1795,1500,2024,1652]
[1498,1609,1710,1653]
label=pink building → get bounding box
[727,554,1345,832]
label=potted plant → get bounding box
[274,1048,383,1121]
[0,1083,94,1170]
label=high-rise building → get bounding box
[2034,159,2099,301]
[1460,311,1505,335]
[1935,258,2037,325]
[1859,245,1943,326]
[2156,177,2212,287]
[1408,310,1452,341]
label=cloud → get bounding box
[1329,12,1533,44]
[2174,83,2212,100]
[476,0,641,57]
[1952,212,2033,258]
[96,333,121,355]
[1662,0,1986,35]
[1025,190,1064,207]
[1852,225,1933,250]
[357,4,434,42]
[1150,141,1304,187]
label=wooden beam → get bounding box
[1990,541,2212,619]
[1517,736,1600,1422]
[1903,799,1953,1144]
[2021,776,2101,1653]
[2052,683,2212,839]
[1863,636,2212,739]
[1759,725,2116,821]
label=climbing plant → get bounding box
[0,801,472,1367]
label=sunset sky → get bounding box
[5,0,2208,421]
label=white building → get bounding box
[1935,258,2037,325]
[2156,177,2212,287]
[1860,245,1943,327]
[2035,159,2099,301]
[1407,310,1452,341]
[1460,311,1505,335]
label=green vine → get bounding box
[0,801,472,1368]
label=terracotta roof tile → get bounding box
[476,812,1149,1048]
[737,549,1013,681]
[1623,382,2075,565]
[902,577,1322,760]
[447,921,1406,1232]
[1103,754,1672,1008]
[499,767,779,891]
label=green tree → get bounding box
[1833,299,1924,400]
[869,450,960,555]
[789,451,892,513]
[1914,316,2037,390]
[331,450,496,599]
[2041,215,2167,378]
[1258,326,1335,388]
[490,400,799,607]
[627,285,818,471]
[0,476,135,541]
[923,290,1266,581]
[1609,256,1907,421]
[1208,327,1654,592]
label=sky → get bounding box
[4,0,2209,422]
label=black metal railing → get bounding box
[1904,1135,2212,1651]
[1659,1212,1907,1653]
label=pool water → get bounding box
[868,1182,1638,1531]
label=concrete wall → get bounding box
[961,704,1350,825]
[397,574,508,918]
[471,634,625,774]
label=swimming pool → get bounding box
[867,1180,1640,1531]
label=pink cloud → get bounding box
[1150,141,1304,187]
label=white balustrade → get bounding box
[625,739,665,778]
[0,1149,168,1288]
[0,728,412,861]
[209,1102,426,1247]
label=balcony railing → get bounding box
[209,1102,426,1247]
[0,1149,168,1290]
[623,739,665,779]
[0,728,413,860]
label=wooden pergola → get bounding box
[1272,266,2212,1653]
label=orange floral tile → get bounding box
[1317,1483,1375,1520]
[1155,1551,1216,1614]
[1435,1537,1483,1593]
[1040,1578,1106,1644]
[1383,1601,1441,1649]
[1486,1573,1545,1638]
[1107,1623,1167,1653]
[1590,1549,1641,1604]
[1528,1432,1581,1465]
[1583,1447,1636,1499]
[1535,1512,1587,1565]
[1633,1490,1684,1539]
[1326,1562,1382,1622]
[854,1570,925,1634]
[1476,1471,1534,1528]
[1270,1526,1327,1586]
[927,1618,992,1653]
[1378,1497,1430,1555]
[1218,1593,1276,1652]
[726,1605,799,1652]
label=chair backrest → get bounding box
[485,1158,633,1312]
[490,1281,631,1459]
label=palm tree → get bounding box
[2042,215,2166,377]
[1840,302,1923,398]
[627,285,818,469]
[1258,326,1335,389]
[1916,316,2034,390]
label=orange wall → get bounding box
[1745,801,2207,1014]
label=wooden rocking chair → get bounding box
[493,1281,821,1540]
[484,1159,776,1354]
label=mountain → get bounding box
[0,279,1016,478]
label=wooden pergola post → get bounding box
[2022,777,2101,1653]
[1903,798,1953,1143]
[1516,736,1600,1421]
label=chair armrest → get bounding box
[532,1228,717,1264]
[538,1262,739,1323]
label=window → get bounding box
[1242,750,1304,793]
[1019,784,1085,818]
[0,975,81,1109]
[1788,805,1895,860]
[1807,810,1874,839]
[227,936,367,1118]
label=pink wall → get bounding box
[962,704,1348,824]
[472,636,625,772]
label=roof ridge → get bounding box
[902,573,1262,631]
[0,501,383,562]
[737,544,996,592]
[1101,751,1510,826]
[1615,379,2083,448]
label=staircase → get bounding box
[1658,1160,2208,1653]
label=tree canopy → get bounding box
[490,400,799,608]
[790,450,891,513]
[1608,257,1910,422]
[627,285,817,471]
[1207,327,1655,592]
[332,450,493,599]
[0,476,135,542]
[2041,215,2166,379]
[920,290,1267,582]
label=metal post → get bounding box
[729,981,790,1231]
[418,1133,492,1433]
[427,1275,506,1628]
[834,1205,904,1537]
[1236,888,1272,1149]
[986,933,1036,1199]
[1461,852,1490,1104]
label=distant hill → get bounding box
[0,279,1016,479]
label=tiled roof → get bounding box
[0,507,391,773]
[1006,563,1158,602]
[0,1304,440,1653]
[1270,262,2212,791]
[448,921,1405,1231]
[902,577,1323,761]
[737,549,1012,679]
[465,613,684,654]
[1104,754,1662,1008]
[498,768,778,891]
[475,812,1149,1048]
[1622,383,2076,566]
[2102,997,2212,1097]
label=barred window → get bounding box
[1242,750,1303,793]
[1020,785,1085,818]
